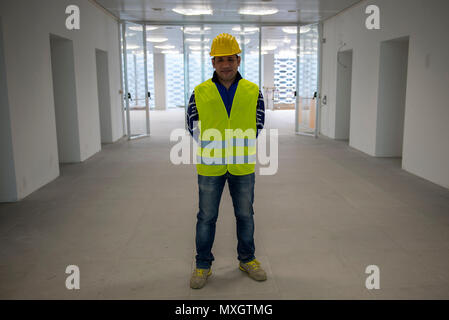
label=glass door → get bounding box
[120,22,319,139]
[122,22,150,139]
[146,25,184,110]
[296,24,319,136]
[261,26,298,134]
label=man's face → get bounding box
[212,55,241,82]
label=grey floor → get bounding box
[1,110,449,299]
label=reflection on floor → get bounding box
[1,109,449,299]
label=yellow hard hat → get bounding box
[210,33,241,57]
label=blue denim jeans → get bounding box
[195,171,256,269]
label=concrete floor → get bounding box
[1,109,449,299]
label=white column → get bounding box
[263,53,275,110]
[153,53,166,110]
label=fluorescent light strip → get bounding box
[239,7,278,15]
[161,50,180,54]
[183,27,211,34]
[155,45,175,49]
[282,26,311,34]
[185,38,210,42]
[173,8,213,16]
[147,37,168,43]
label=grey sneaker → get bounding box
[190,268,212,289]
[239,259,267,281]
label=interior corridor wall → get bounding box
[0,16,18,202]
[320,0,449,189]
[0,0,123,201]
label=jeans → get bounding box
[195,171,256,269]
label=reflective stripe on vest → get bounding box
[194,78,259,176]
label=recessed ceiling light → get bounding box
[183,26,211,34]
[161,50,180,54]
[250,50,268,55]
[185,38,210,42]
[282,26,311,34]
[239,7,278,15]
[301,26,311,34]
[173,7,213,16]
[147,37,168,43]
[130,50,144,55]
[155,45,175,49]
[261,45,277,51]
[129,26,143,32]
[146,26,159,31]
[232,26,259,34]
[189,45,202,50]
[282,27,297,34]
[126,45,139,50]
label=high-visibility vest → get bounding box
[195,78,259,176]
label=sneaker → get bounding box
[190,268,212,289]
[239,259,267,281]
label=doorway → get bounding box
[95,49,113,143]
[335,49,353,141]
[49,34,81,163]
[0,16,18,201]
[376,37,409,157]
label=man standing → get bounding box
[186,33,266,289]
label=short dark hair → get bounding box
[212,54,240,60]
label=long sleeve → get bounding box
[256,90,265,138]
[186,91,199,141]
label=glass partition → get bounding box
[145,25,184,110]
[122,22,149,138]
[261,26,298,114]
[120,22,320,139]
[296,24,319,135]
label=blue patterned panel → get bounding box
[165,54,185,109]
[274,58,296,104]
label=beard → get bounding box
[217,69,236,81]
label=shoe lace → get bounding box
[195,269,208,276]
[246,260,260,271]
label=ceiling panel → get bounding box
[94,0,363,24]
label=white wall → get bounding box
[321,0,449,189]
[0,0,123,201]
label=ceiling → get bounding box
[94,0,363,25]
[123,24,317,55]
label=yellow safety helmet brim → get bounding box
[210,33,242,57]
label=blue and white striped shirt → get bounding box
[186,71,265,140]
